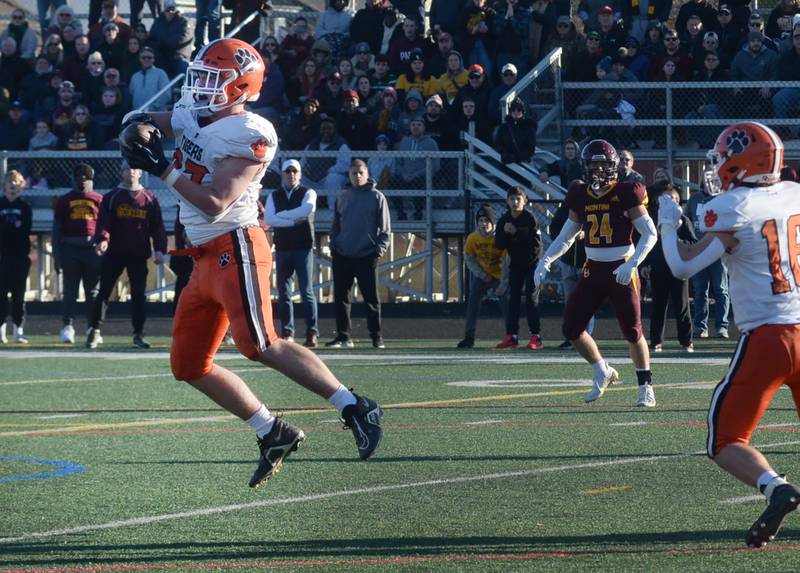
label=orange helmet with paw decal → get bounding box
[182,38,265,116]
[704,122,784,195]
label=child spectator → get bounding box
[494,185,543,350]
[457,204,508,348]
[29,119,59,150]
[0,170,32,344]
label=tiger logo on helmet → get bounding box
[182,38,265,116]
[703,121,784,195]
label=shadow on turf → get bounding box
[3,530,796,566]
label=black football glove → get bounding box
[120,112,158,133]
[122,127,171,178]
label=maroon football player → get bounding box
[534,140,658,407]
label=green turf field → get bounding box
[2,337,800,572]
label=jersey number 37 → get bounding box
[762,214,800,295]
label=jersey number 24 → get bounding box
[762,215,800,295]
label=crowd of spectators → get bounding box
[561,0,800,146]
[0,0,194,157]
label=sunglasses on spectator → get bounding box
[705,56,719,61]
[105,72,119,77]
[59,13,71,17]
[265,42,277,47]
[502,71,515,76]
[557,22,569,28]
[664,36,678,42]
[140,55,154,59]
[74,112,87,116]
[357,50,369,54]
[12,13,24,20]
[90,60,104,65]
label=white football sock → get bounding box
[591,359,609,379]
[246,404,275,438]
[758,471,788,501]
[328,385,357,415]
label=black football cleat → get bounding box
[747,483,800,548]
[342,393,384,460]
[248,418,306,489]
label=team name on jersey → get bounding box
[116,204,147,220]
[180,137,203,163]
[585,203,610,213]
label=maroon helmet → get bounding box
[581,139,619,190]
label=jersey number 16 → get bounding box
[762,215,800,295]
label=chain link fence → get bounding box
[562,80,800,158]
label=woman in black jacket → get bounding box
[494,97,537,164]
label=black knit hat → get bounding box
[475,203,496,226]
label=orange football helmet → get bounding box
[704,121,784,195]
[182,38,265,116]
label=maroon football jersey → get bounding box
[565,180,647,250]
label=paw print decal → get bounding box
[704,209,718,228]
[219,251,231,268]
[725,129,750,155]
[234,48,257,71]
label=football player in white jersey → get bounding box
[658,122,800,547]
[121,38,383,489]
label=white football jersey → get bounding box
[697,180,800,332]
[170,94,278,245]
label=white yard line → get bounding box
[3,438,799,544]
[718,495,763,505]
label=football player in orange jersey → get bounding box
[121,38,383,489]
[659,122,800,547]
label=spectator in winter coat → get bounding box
[0,101,31,150]
[336,88,375,150]
[29,119,59,150]
[1,9,38,61]
[129,47,170,110]
[387,17,428,74]
[393,117,440,219]
[494,96,537,164]
[350,0,388,55]
[280,17,315,81]
[147,0,193,77]
[729,31,779,117]
[539,138,581,187]
[438,49,469,103]
[282,97,322,150]
[487,62,517,125]
[316,0,353,62]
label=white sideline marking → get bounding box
[34,414,84,420]
[464,419,505,426]
[759,422,800,428]
[609,421,650,427]
[719,495,763,505]
[4,438,800,544]
[0,350,734,365]
[0,367,264,386]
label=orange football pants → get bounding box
[170,226,278,381]
[707,323,800,457]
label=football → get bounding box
[120,121,158,151]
